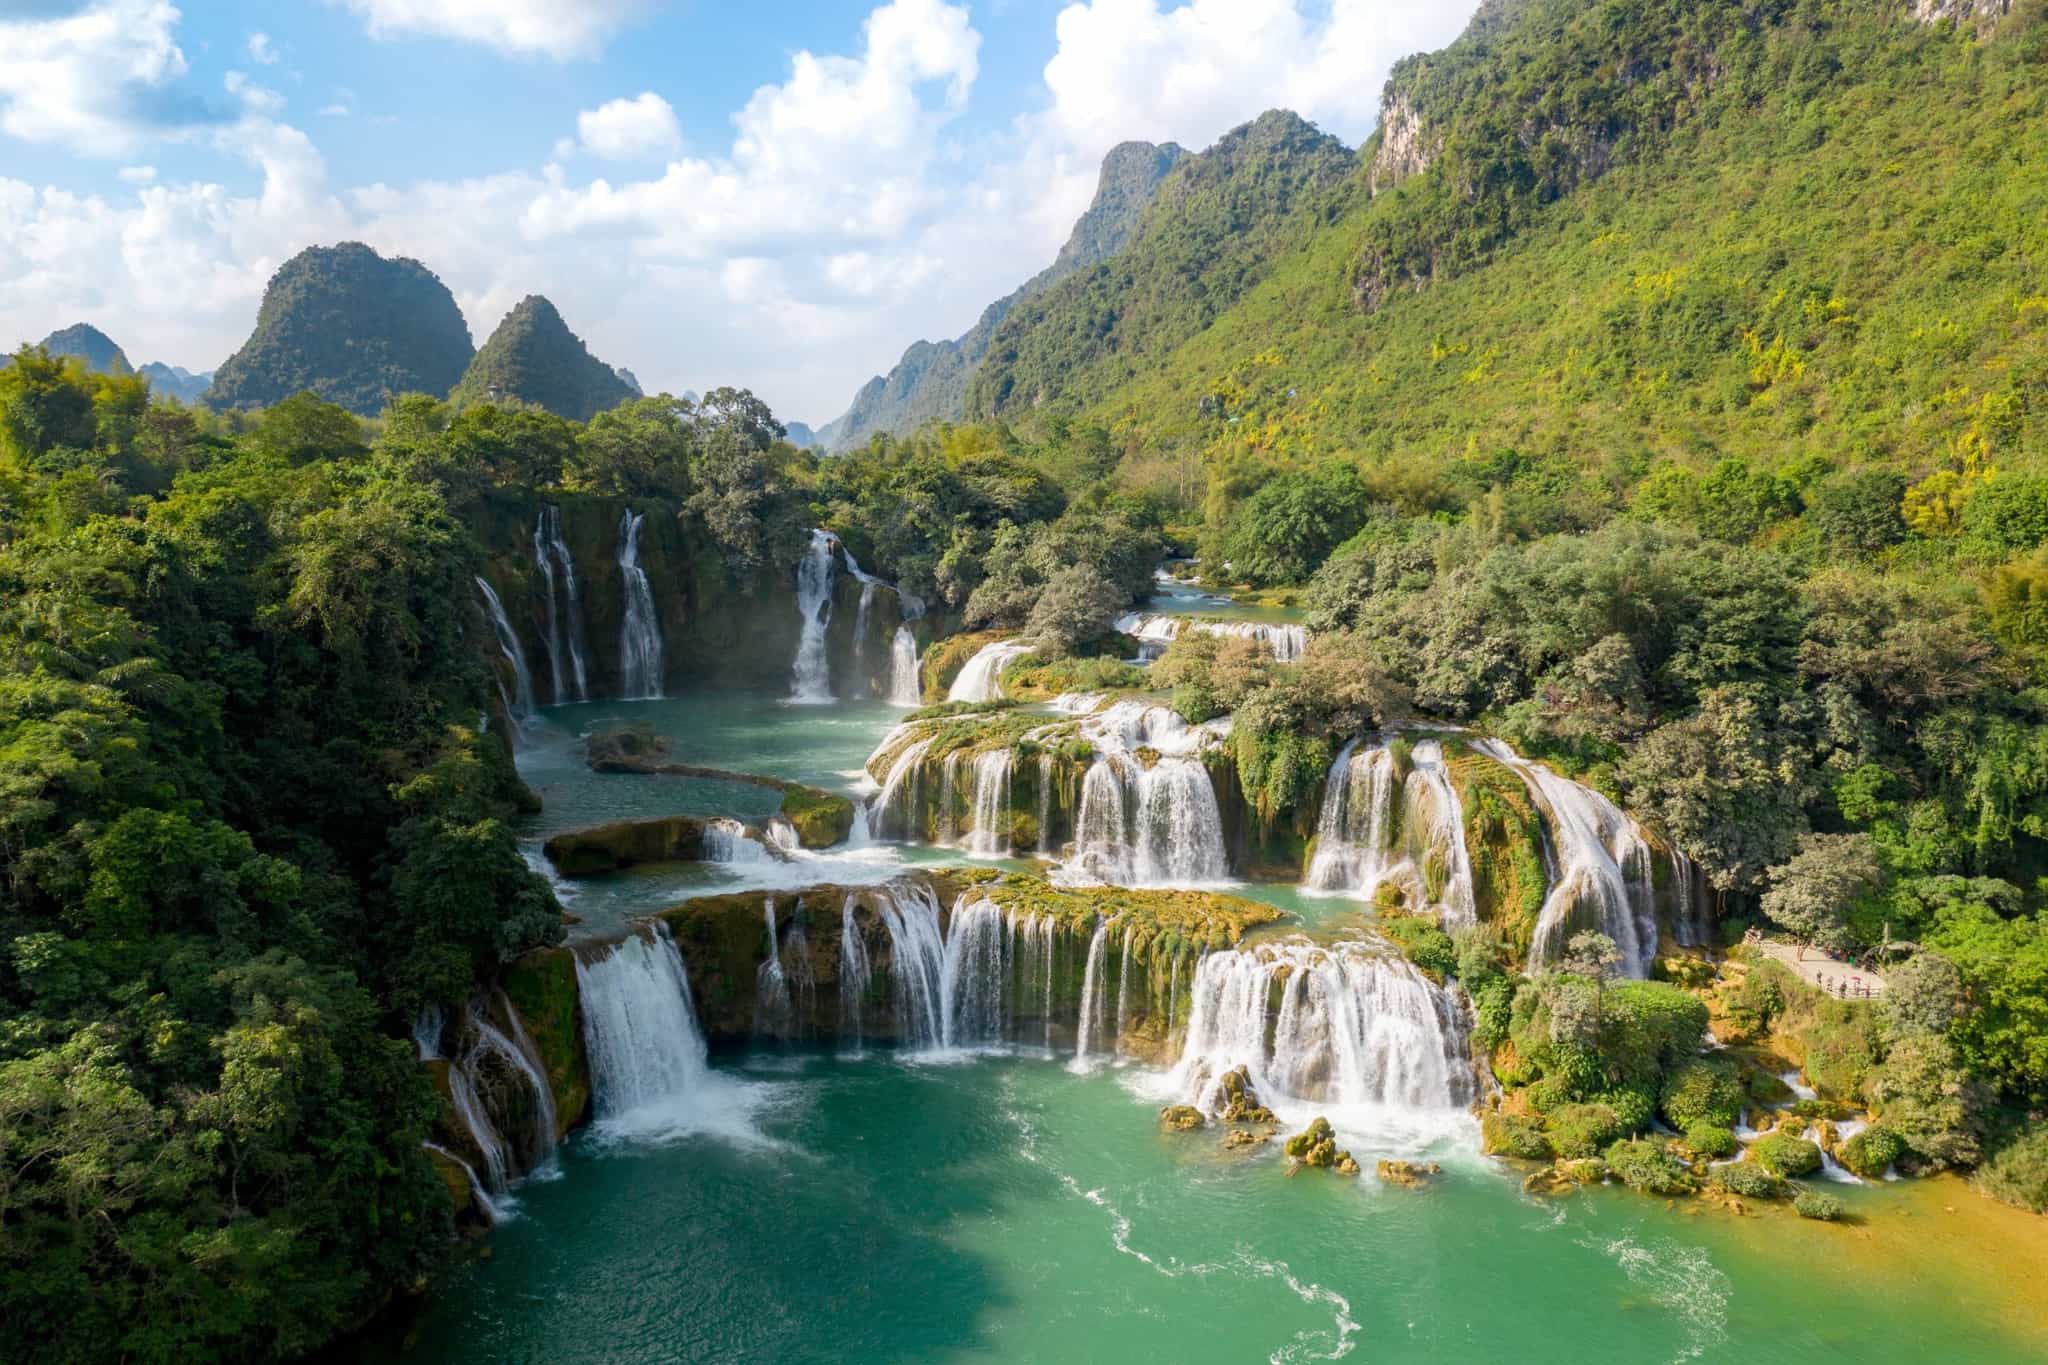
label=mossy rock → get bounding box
[1793,1190,1845,1222]
[780,784,855,848]
[1483,1111,1553,1161]
[1284,1116,1350,1171]
[1376,1159,1442,1188]
[1839,1126,1904,1179]
[498,947,590,1138]
[1159,1104,1206,1132]
[1750,1132,1824,1178]
[1603,1138,1696,1195]
[1714,1160,1786,1200]
[543,816,708,876]
[1544,1102,1624,1159]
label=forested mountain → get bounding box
[35,323,132,377]
[449,295,636,421]
[206,241,475,416]
[137,361,213,403]
[815,140,1185,450]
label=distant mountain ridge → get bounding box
[37,323,132,378]
[815,139,1186,451]
[449,295,635,422]
[206,242,474,417]
[138,362,213,404]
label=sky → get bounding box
[0,0,1481,425]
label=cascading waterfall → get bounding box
[839,894,872,1050]
[1475,739,1658,978]
[616,509,665,700]
[940,895,1011,1048]
[1114,613,1309,663]
[869,735,934,840]
[422,1141,501,1223]
[790,529,837,704]
[946,639,1035,703]
[1169,939,1474,1123]
[1054,700,1232,889]
[441,993,556,1194]
[1071,919,1112,1068]
[888,626,922,707]
[1114,923,1136,1043]
[964,749,1014,856]
[755,900,792,1036]
[474,576,535,722]
[413,1004,445,1060]
[1036,753,1056,854]
[1304,738,1477,930]
[852,580,876,696]
[445,1052,513,1191]
[532,505,589,703]
[1063,758,1131,884]
[490,989,559,1158]
[703,817,770,864]
[876,881,947,1046]
[575,924,711,1122]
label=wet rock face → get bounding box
[1218,1066,1277,1125]
[1159,1105,1206,1132]
[1376,1159,1443,1189]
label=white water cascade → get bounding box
[840,894,874,1049]
[1304,738,1476,930]
[790,529,838,704]
[1114,612,1309,663]
[703,817,770,864]
[854,884,1065,1052]
[616,509,665,700]
[575,925,712,1124]
[473,576,535,723]
[1071,918,1112,1068]
[1056,701,1233,889]
[1474,739,1658,978]
[868,734,934,841]
[963,749,1015,856]
[1167,938,1474,1127]
[889,626,923,707]
[422,1141,501,1223]
[946,639,1036,703]
[532,505,590,703]
[755,900,793,1037]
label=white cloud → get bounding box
[574,93,682,161]
[247,31,279,65]
[0,0,1485,423]
[340,0,649,60]
[118,165,159,185]
[0,0,196,157]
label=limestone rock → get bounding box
[1376,1159,1443,1189]
[1159,1104,1206,1132]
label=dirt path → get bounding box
[1756,939,1886,998]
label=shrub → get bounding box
[1546,1103,1624,1159]
[1750,1133,1823,1177]
[1838,1126,1905,1179]
[1715,1161,1786,1200]
[1684,1123,1740,1159]
[1527,1074,1576,1114]
[1380,914,1457,978]
[1661,1060,1744,1130]
[1972,1123,2048,1214]
[1482,1112,1553,1160]
[1472,975,1515,1052]
[1793,1191,1845,1222]
[1604,1138,1695,1195]
[1594,1087,1655,1135]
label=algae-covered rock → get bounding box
[779,784,855,848]
[1219,1065,1279,1125]
[1159,1105,1206,1132]
[1376,1159,1442,1188]
[1334,1154,1362,1177]
[1221,1128,1270,1152]
[543,816,708,876]
[1482,1111,1553,1161]
[1750,1132,1824,1178]
[1284,1116,1350,1172]
[498,947,590,1138]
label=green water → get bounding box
[1144,574,1303,626]
[398,1049,2038,1364]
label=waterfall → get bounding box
[1071,919,1112,1068]
[852,580,876,697]
[840,894,872,1050]
[445,1052,512,1191]
[790,529,837,704]
[869,735,934,840]
[964,749,1014,857]
[875,881,947,1047]
[413,1004,445,1060]
[1063,759,1131,884]
[1114,613,1309,663]
[936,751,961,845]
[532,505,589,703]
[441,992,556,1193]
[575,925,711,1123]
[1134,760,1230,885]
[946,639,1035,703]
[474,576,534,722]
[490,988,559,1158]
[1169,938,1474,1122]
[617,509,665,700]
[755,900,791,1036]
[888,626,922,707]
[1474,739,1658,978]
[704,817,769,864]
[1114,923,1136,1046]
[423,1141,501,1223]
[1037,753,1056,854]
[1304,738,1476,929]
[940,895,1011,1048]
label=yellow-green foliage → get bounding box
[1449,747,1547,959]
[978,874,1282,951]
[499,948,589,1136]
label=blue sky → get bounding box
[0,1,1479,423]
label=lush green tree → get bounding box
[1759,832,1885,955]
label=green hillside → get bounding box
[36,323,132,378]
[449,294,635,422]
[965,0,2045,539]
[207,241,475,417]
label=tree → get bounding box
[1565,930,1623,1031]
[1882,950,1966,1042]
[1024,563,1122,654]
[1759,832,1884,956]
[0,347,97,467]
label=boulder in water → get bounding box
[1220,1128,1270,1152]
[1218,1065,1277,1124]
[1376,1159,1442,1188]
[1283,1116,1351,1172]
[1159,1104,1206,1132]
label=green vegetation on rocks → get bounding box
[543,816,713,876]
[1750,1133,1825,1178]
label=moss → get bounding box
[1714,1161,1786,1200]
[1448,746,1547,962]
[1482,1111,1553,1160]
[1840,1126,1907,1179]
[1377,912,1457,979]
[542,816,707,876]
[1545,1102,1624,1159]
[1683,1123,1740,1159]
[1793,1190,1845,1222]
[999,650,1149,701]
[498,947,589,1137]
[1603,1138,1695,1195]
[779,784,855,848]
[1750,1132,1824,1178]
[923,630,1012,701]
